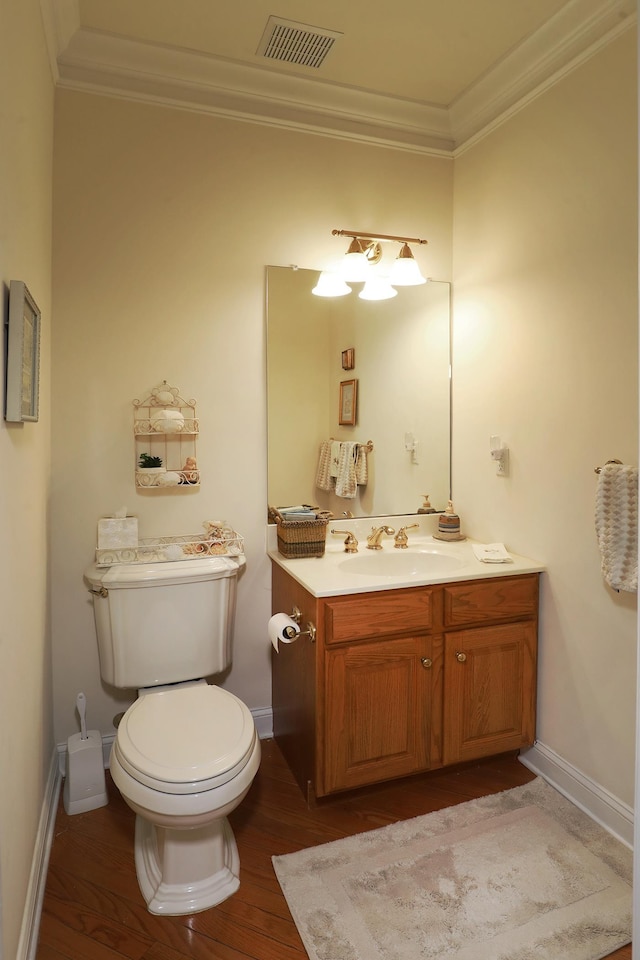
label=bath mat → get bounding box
[273,777,632,960]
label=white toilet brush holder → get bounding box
[63,693,108,815]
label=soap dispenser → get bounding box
[434,499,465,541]
[418,493,436,514]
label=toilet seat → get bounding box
[114,683,257,795]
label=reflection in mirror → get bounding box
[267,266,451,519]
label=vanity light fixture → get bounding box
[311,229,429,298]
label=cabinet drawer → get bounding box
[323,588,432,645]
[444,574,538,627]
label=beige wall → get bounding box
[452,30,637,804]
[51,92,453,743]
[0,1,54,956]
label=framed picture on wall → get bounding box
[5,281,41,423]
[339,378,357,426]
[341,347,355,370]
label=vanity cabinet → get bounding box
[271,564,538,803]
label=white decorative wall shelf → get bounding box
[133,381,199,490]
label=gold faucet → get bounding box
[394,524,419,548]
[331,528,359,553]
[366,525,395,550]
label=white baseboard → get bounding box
[251,706,274,740]
[17,747,62,960]
[520,740,633,848]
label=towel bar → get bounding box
[594,459,623,474]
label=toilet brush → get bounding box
[77,691,88,739]
[63,691,108,815]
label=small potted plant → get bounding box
[137,452,165,486]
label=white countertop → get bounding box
[267,515,544,598]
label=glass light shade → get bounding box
[339,238,372,282]
[389,243,427,286]
[358,276,398,301]
[311,271,352,297]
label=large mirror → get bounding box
[266,265,451,518]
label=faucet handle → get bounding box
[394,523,419,548]
[331,528,359,553]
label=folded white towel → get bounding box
[471,543,513,563]
[595,463,638,592]
[151,408,184,433]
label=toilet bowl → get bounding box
[109,680,261,916]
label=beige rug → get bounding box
[273,778,632,960]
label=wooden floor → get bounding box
[36,739,632,960]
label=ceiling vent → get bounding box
[256,16,342,69]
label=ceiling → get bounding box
[43,0,635,153]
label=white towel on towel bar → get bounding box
[329,441,342,478]
[335,441,358,498]
[315,440,333,491]
[595,462,638,593]
[355,444,368,485]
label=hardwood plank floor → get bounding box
[36,739,632,960]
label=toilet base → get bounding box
[135,814,240,915]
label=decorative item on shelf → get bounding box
[133,381,199,490]
[179,456,199,485]
[150,409,185,433]
[433,499,467,542]
[136,453,166,487]
[95,525,245,566]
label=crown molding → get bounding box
[39,0,80,84]
[450,0,636,147]
[56,28,454,155]
[45,0,636,156]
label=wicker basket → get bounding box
[269,507,329,559]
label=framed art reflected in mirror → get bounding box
[5,280,41,423]
[339,379,357,426]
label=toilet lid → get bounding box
[115,684,257,794]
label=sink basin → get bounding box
[339,549,463,578]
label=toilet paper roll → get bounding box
[269,613,300,652]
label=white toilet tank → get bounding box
[84,556,245,689]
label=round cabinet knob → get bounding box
[420,657,433,669]
[455,651,467,663]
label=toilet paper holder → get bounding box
[290,606,317,643]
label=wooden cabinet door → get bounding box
[321,635,434,794]
[443,621,537,765]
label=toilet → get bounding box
[84,555,260,916]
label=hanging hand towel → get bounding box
[315,440,333,491]
[355,444,368,485]
[595,462,638,593]
[335,442,358,498]
[329,441,342,478]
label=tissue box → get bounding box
[97,517,139,549]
